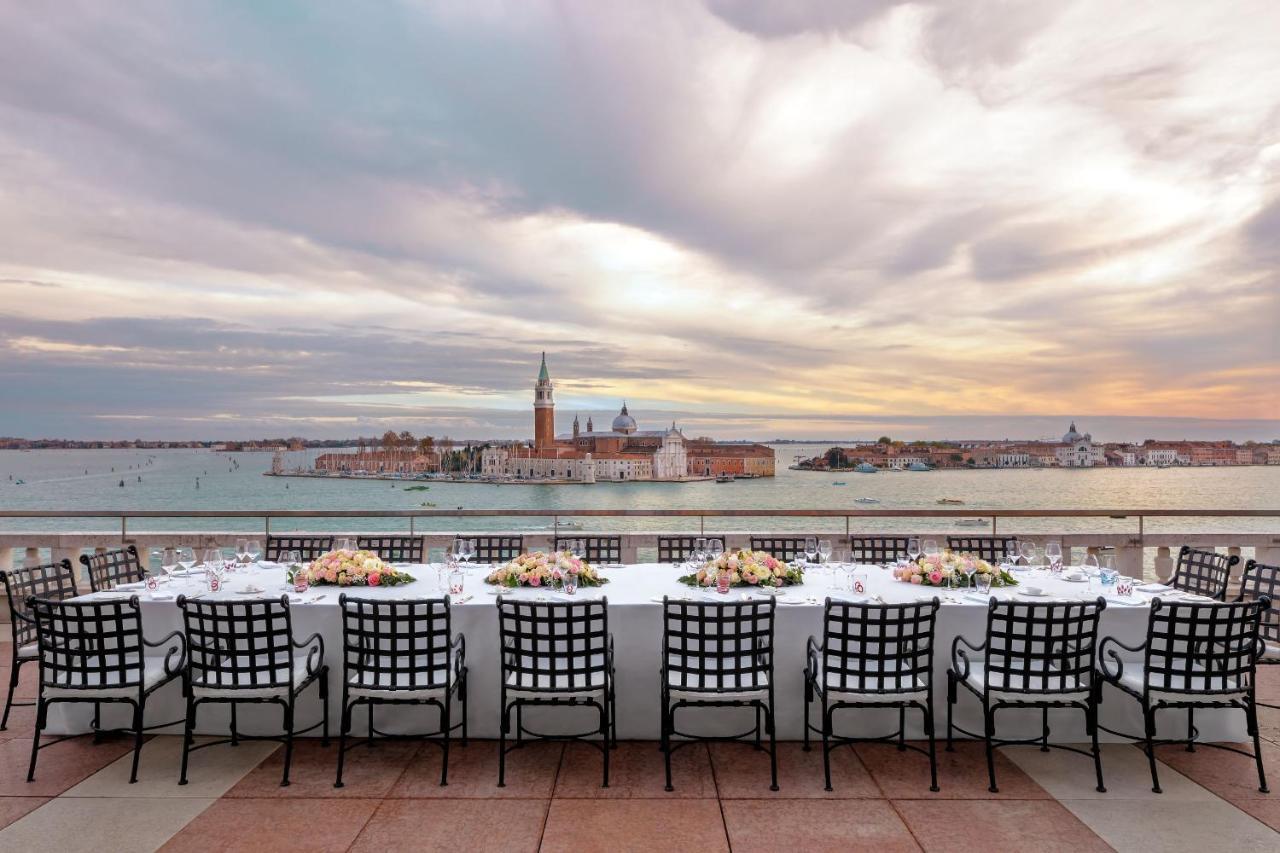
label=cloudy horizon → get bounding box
[2,1,1277,442]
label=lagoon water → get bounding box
[1,447,1276,541]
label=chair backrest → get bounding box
[662,599,775,694]
[849,537,912,564]
[656,536,725,563]
[947,537,1017,564]
[749,537,809,562]
[1171,546,1237,601]
[470,536,524,563]
[30,597,145,693]
[1144,599,1265,694]
[265,535,334,562]
[554,536,621,563]
[80,546,143,593]
[178,596,297,692]
[497,598,609,693]
[1,560,78,649]
[821,599,939,694]
[356,536,424,563]
[1238,560,1280,646]
[340,595,452,692]
[982,599,1105,695]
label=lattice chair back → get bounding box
[80,546,143,593]
[30,597,146,694]
[981,599,1105,697]
[498,599,609,694]
[947,537,1017,564]
[1172,546,1237,601]
[849,537,913,564]
[470,536,524,563]
[821,599,939,695]
[749,537,809,562]
[265,535,334,562]
[1143,599,1265,696]
[1238,560,1280,648]
[663,599,775,695]
[356,536,424,563]
[178,596,299,694]
[340,596,452,694]
[656,536,726,563]
[1,560,77,650]
[554,536,622,564]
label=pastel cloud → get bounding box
[0,0,1276,440]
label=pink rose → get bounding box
[368,572,381,586]
[529,575,541,587]
[910,575,923,584]
[928,571,943,585]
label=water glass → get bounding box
[293,571,309,594]
[1100,568,1119,590]
[449,570,465,595]
[1020,541,1036,566]
[716,569,731,594]
[695,537,708,561]
[851,571,868,596]
[975,572,993,595]
[804,537,819,566]
[1116,577,1134,597]
[144,571,160,594]
[563,572,579,595]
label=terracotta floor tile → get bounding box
[0,703,38,740]
[710,741,882,798]
[0,664,39,700]
[225,738,414,798]
[894,799,1110,852]
[1154,740,1277,801]
[1256,705,1280,746]
[857,741,1050,799]
[160,797,379,853]
[389,739,562,798]
[723,799,919,852]
[350,798,547,853]
[555,740,715,798]
[0,734,135,797]
[540,798,728,853]
[0,796,48,830]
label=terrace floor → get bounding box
[0,653,1276,852]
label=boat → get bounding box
[854,463,878,474]
[555,519,583,529]
[906,462,932,471]
[715,474,735,483]
[936,498,965,505]
[420,501,437,507]
[403,485,430,491]
[13,479,24,485]
[954,518,988,527]
[832,481,847,486]
[854,497,880,504]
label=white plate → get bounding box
[1062,575,1088,583]
[1105,596,1146,606]
[235,587,267,595]
[1017,589,1050,598]
[147,592,176,601]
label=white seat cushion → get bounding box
[964,661,1090,702]
[1114,665,1246,702]
[349,668,454,700]
[505,669,606,698]
[1263,641,1280,662]
[44,656,174,699]
[814,658,927,703]
[667,654,769,701]
[192,654,318,698]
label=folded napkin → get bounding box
[1137,583,1171,592]
[116,582,145,590]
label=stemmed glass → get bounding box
[177,546,196,575]
[922,539,939,559]
[707,539,724,562]
[336,537,354,552]
[235,539,249,564]
[281,550,302,590]
[906,537,921,566]
[818,539,833,575]
[246,540,261,565]
[1006,542,1022,569]
[694,537,707,564]
[160,547,178,583]
[202,547,225,591]
[804,537,818,566]
[1020,541,1037,569]
[1045,542,1063,576]
[1082,552,1100,575]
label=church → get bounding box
[480,354,774,482]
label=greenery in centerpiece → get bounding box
[484,551,608,588]
[678,548,805,588]
[296,549,415,587]
[892,552,1018,587]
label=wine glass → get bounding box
[906,537,921,565]
[818,539,833,572]
[1082,552,1100,575]
[922,539,939,559]
[161,547,178,582]
[246,539,261,564]
[1020,541,1036,567]
[707,539,724,561]
[804,537,818,565]
[235,539,249,564]
[1006,542,1022,568]
[1045,541,1063,575]
[281,550,301,590]
[177,546,196,574]
[694,537,707,562]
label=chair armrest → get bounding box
[144,629,188,677]
[805,635,821,680]
[950,634,984,679]
[1097,635,1145,681]
[450,632,466,677]
[292,632,325,676]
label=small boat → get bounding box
[832,481,847,486]
[420,501,437,507]
[906,462,931,471]
[715,474,735,483]
[555,520,583,529]
[854,497,880,504]
[954,518,987,527]
[403,485,430,491]
[854,463,878,474]
[937,498,965,505]
[13,479,24,485]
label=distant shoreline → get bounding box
[264,471,727,485]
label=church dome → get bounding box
[612,402,637,434]
[1063,421,1083,443]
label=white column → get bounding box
[1154,546,1174,583]
[1227,546,1244,583]
[1116,544,1145,579]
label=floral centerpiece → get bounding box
[678,548,805,588]
[484,551,608,588]
[892,552,1018,588]
[296,549,415,587]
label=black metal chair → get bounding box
[336,595,467,787]
[356,536,424,563]
[948,599,1107,793]
[749,537,809,562]
[1238,560,1279,709]
[469,536,524,564]
[1,559,78,730]
[176,595,329,787]
[264,535,334,562]
[1170,546,1237,601]
[1097,598,1269,793]
[656,536,726,564]
[805,598,941,791]
[554,536,622,564]
[26,596,185,784]
[946,537,1018,564]
[497,597,614,787]
[849,537,913,564]
[81,546,144,593]
[661,598,777,791]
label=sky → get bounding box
[1,0,1277,443]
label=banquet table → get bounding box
[46,562,1248,743]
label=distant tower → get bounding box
[534,352,555,449]
[587,416,593,432]
[573,413,580,438]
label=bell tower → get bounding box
[533,352,555,449]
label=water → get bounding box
[1,447,1276,541]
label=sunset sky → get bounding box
[1,1,1277,441]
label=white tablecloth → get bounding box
[46,563,1246,742]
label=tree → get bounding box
[877,435,891,445]
[824,447,850,469]
[417,436,434,454]
[398,430,416,447]
[381,430,398,450]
